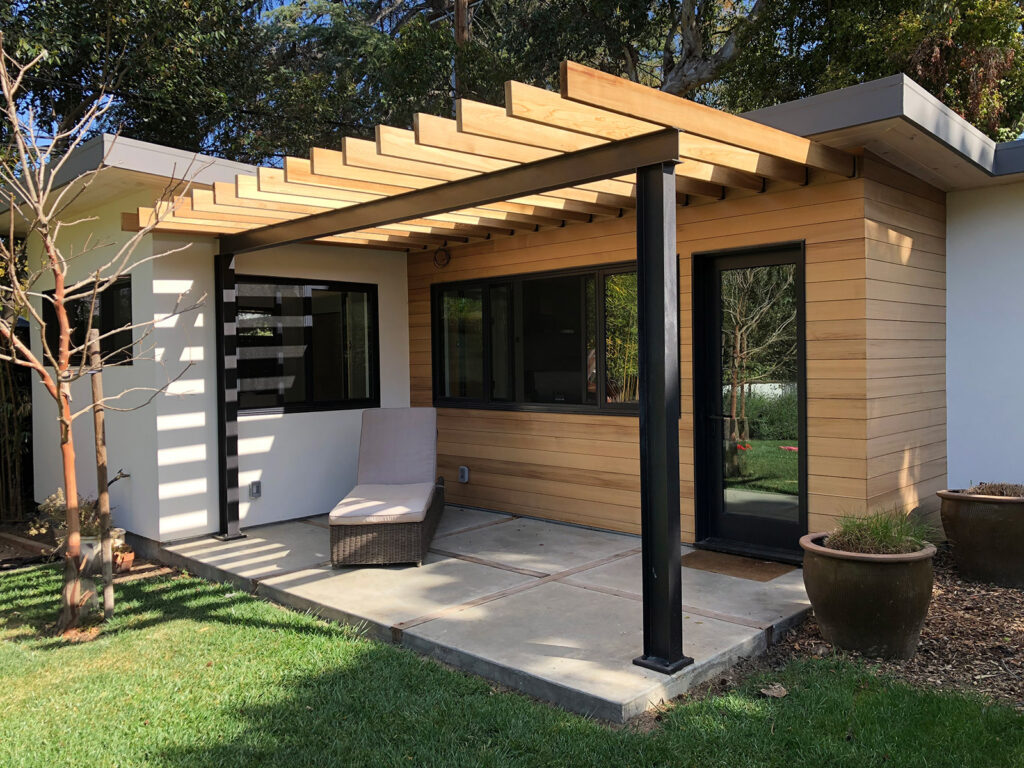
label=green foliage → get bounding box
[603,271,638,402]
[826,508,934,555]
[2,564,1022,767]
[725,439,800,495]
[742,390,799,441]
[720,0,1024,139]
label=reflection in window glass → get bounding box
[604,271,639,404]
[236,279,378,411]
[439,287,484,399]
[431,266,639,412]
[489,284,514,401]
[522,274,591,405]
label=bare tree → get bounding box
[0,35,204,631]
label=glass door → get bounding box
[693,245,807,561]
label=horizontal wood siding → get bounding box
[409,163,946,543]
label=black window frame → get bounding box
[42,276,134,367]
[430,262,640,416]
[235,274,381,415]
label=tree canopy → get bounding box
[4,0,1023,163]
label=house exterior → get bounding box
[11,66,1023,636]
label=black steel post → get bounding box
[214,252,244,541]
[633,162,692,674]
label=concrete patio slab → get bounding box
[434,506,514,538]
[562,552,810,630]
[433,516,639,575]
[257,553,534,642]
[155,506,809,722]
[403,580,763,721]
[162,521,330,589]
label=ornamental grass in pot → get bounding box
[800,510,936,659]
[937,483,1024,588]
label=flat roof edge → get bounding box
[743,74,1024,179]
[52,133,256,189]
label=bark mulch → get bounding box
[689,549,1024,711]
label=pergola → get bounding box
[126,62,854,675]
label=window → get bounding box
[431,264,639,413]
[236,277,379,412]
[42,277,133,365]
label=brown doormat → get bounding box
[681,549,795,582]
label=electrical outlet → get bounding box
[458,466,470,483]
[249,481,262,499]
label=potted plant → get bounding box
[800,510,936,659]
[30,490,105,575]
[937,483,1024,588]
[113,543,135,574]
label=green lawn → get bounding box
[2,565,1022,768]
[726,439,800,495]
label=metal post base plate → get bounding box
[212,532,247,542]
[633,653,695,676]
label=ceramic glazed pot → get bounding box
[800,533,936,659]
[938,490,1024,588]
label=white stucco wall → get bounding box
[30,191,410,542]
[29,189,172,541]
[946,181,1024,488]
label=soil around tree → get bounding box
[685,548,1024,711]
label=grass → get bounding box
[825,509,933,554]
[2,565,1023,768]
[725,439,799,496]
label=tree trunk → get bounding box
[88,330,114,619]
[56,380,81,633]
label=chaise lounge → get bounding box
[328,407,444,567]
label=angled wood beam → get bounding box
[460,97,765,193]
[282,158,510,237]
[221,128,681,255]
[363,132,629,213]
[560,61,856,177]
[311,146,571,227]
[506,80,662,140]
[389,121,635,201]
[126,209,407,250]
[344,137,615,220]
[507,80,807,185]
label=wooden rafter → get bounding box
[121,60,856,252]
[559,61,855,177]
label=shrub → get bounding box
[825,508,932,555]
[724,388,798,440]
[29,489,103,542]
[964,482,1024,497]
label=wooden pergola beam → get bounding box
[460,97,765,193]
[220,128,681,255]
[506,81,808,186]
[560,61,856,177]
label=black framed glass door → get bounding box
[693,244,807,562]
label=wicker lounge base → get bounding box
[330,479,444,567]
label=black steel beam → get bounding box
[633,162,692,675]
[213,252,244,541]
[220,129,681,255]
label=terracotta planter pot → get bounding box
[800,533,936,659]
[113,550,135,574]
[938,490,1024,588]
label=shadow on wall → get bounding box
[152,272,218,541]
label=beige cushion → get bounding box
[328,483,435,526]
[357,407,437,485]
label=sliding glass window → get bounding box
[236,277,379,413]
[431,264,638,413]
